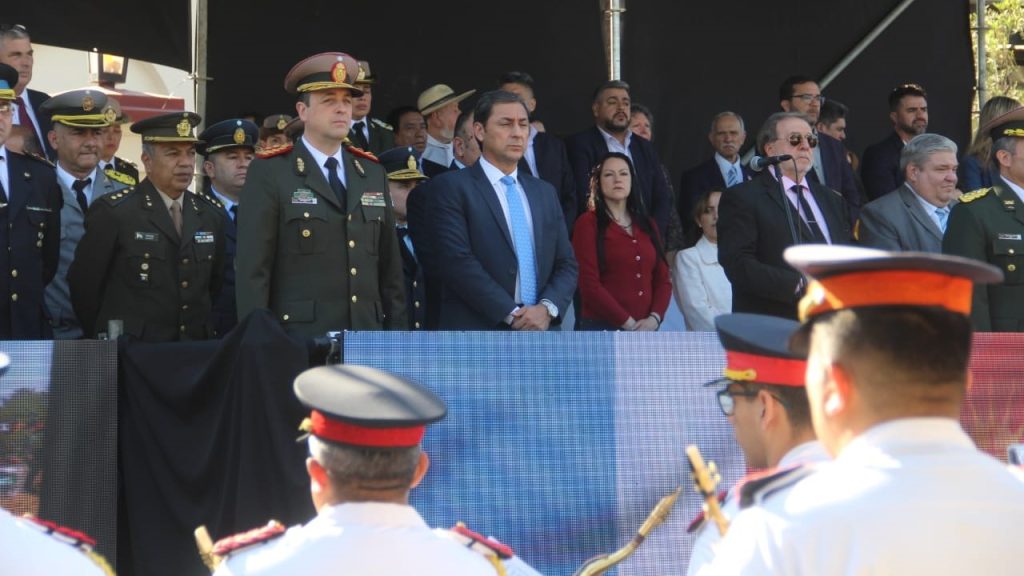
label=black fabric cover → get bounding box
[118,309,313,576]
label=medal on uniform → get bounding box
[291,189,318,205]
[360,191,386,207]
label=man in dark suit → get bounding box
[679,111,753,234]
[236,52,407,340]
[349,60,395,156]
[432,90,577,330]
[861,83,929,202]
[499,71,577,235]
[0,63,61,339]
[0,25,53,159]
[198,118,259,337]
[778,76,861,223]
[566,80,672,237]
[718,112,852,320]
[69,112,226,341]
[858,134,958,253]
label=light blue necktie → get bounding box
[500,175,537,305]
[935,206,950,233]
[726,165,740,187]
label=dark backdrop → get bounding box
[10,0,972,192]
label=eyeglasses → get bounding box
[777,133,818,148]
[791,93,825,105]
[716,385,789,416]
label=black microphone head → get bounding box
[750,156,766,172]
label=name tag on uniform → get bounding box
[360,191,385,207]
[291,189,317,205]
[194,231,215,244]
[998,233,1022,240]
[134,231,160,242]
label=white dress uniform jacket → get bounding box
[0,508,106,576]
[707,418,1024,575]
[687,440,830,576]
[214,501,497,576]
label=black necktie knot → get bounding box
[73,178,92,212]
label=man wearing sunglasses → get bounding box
[687,312,827,576]
[0,24,53,160]
[718,112,852,320]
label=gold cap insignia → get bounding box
[176,116,191,137]
[357,64,367,83]
[103,106,117,123]
[406,155,417,171]
[233,127,246,145]
[276,116,287,131]
[331,61,348,84]
[82,95,95,112]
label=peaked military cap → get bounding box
[985,106,1024,141]
[197,118,259,155]
[710,314,806,387]
[102,97,131,125]
[262,114,293,132]
[0,63,17,101]
[40,88,110,128]
[355,60,376,85]
[379,146,427,181]
[284,52,363,96]
[295,365,446,448]
[130,111,202,143]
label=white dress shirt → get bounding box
[597,126,632,160]
[12,90,44,144]
[713,153,743,186]
[1001,175,1024,203]
[673,236,731,331]
[0,146,9,199]
[301,135,348,188]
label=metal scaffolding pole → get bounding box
[603,0,626,80]
[820,0,918,89]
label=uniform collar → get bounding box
[837,418,974,464]
[778,440,830,468]
[316,501,429,529]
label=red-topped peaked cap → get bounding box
[710,313,806,387]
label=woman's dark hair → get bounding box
[589,152,666,274]
[685,189,722,247]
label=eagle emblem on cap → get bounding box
[331,61,348,84]
[406,155,417,171]
[276,116,287,131]
[103,106,117,123]
[233,127,246,145]
[82,95,95,112]
[176,117,191,137]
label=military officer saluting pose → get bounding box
[40,88,133,339]
[944,105,1024,331]
[211,365,538,575]
[0,63,61,340]
[236,52,406,339]
[68,111,225,341]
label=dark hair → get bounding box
[498,71,535,90]
[686,189,722,247]
[473,90,529,126]
[630,103,654,128]
[817,99,848,126]
[778,75,817,101]
[888,83,927,112]
[454,109,474,140]
[592,80,631,103]
[386,105,421,132]
[590,152,666,274]
[736,382,812,430]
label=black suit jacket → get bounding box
[860,131,904,202]
[406,178,443,329]
[809,132,862,223]
[565,126,672,237]
[210,203,237,336]
[718,171,852,320]
[520,131,577,235]
[422,158,452,178]
[431,162,578,330]
[26,88,55,160]
[678,156,753,232]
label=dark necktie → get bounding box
[0,157,7,204]
[791,184,826,243]
[324,157,347,211]
[72,178,92,213]
[14,96,33,134]
[229,205,238,221]
[350,121,368,150]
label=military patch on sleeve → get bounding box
[104,168,137,186]
[211,520,286,558]
[959,188,991,204]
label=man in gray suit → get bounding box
[40,89,131,338]
[857,133,959,253]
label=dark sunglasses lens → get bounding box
[807,135,818,148]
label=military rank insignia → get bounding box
[360,191,386,207]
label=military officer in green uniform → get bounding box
[349,60,394,155]
[943,106,1024,331]
[236,52,407,340]
[68,111,226,341]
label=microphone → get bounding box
[749,154,793,172]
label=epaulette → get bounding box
[103,167,137,186]
[687,490,728,533]
[256,144,293,159]
[193,189,224,209]
[343,140,380,163]
[22,515,115,576]
[445,522,514,562]
[100,186,136,206]
[737,464,815,509]
[211,520,286,558]
[28,152,56,168]
[371,118,393,131]
[959,188,991,204]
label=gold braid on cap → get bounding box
[0,88,14,100]
[50,113,110,127]
[722,368,757,382]
[297,81,353,93]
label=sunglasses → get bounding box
[778,133,818,148]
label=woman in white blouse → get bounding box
[673,190,731,331]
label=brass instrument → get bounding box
[195,525,220,573]
[685,444,729,536]
[572,486,682,576]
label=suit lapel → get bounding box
[139,181,180,244]
[470,164,514,251]
[899,185,942,240]
[295,141,341,210]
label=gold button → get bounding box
[302,229,311,238]
[348,214,352,222]
[415,322,421,329]
[351,295,358,303]
[180,325,186,332]
[181,281,189,289]
[1010,248,1016,255]
[282,314,290,321]
[141,263,150,271]
[350,268,357,276]
[413,281,418,288]
[10,293,17,302]
[182,304,189,310]
[1009,264,1017,272]
[415,301,421,308]
[144,253,150,259]
[182,258,190,264]
[303,212,310,218]
[36,241,42,248]
[348,240,356,248]
[10,269,16,278]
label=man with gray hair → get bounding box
[679,111,752,236]
[0,24,53,158]
[857,133,959,253]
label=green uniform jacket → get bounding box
[236,139,407,340]
[364,118,395,156]
[942,182,1024,331]
[68,179,226,341]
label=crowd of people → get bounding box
[1,24,1023,341]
